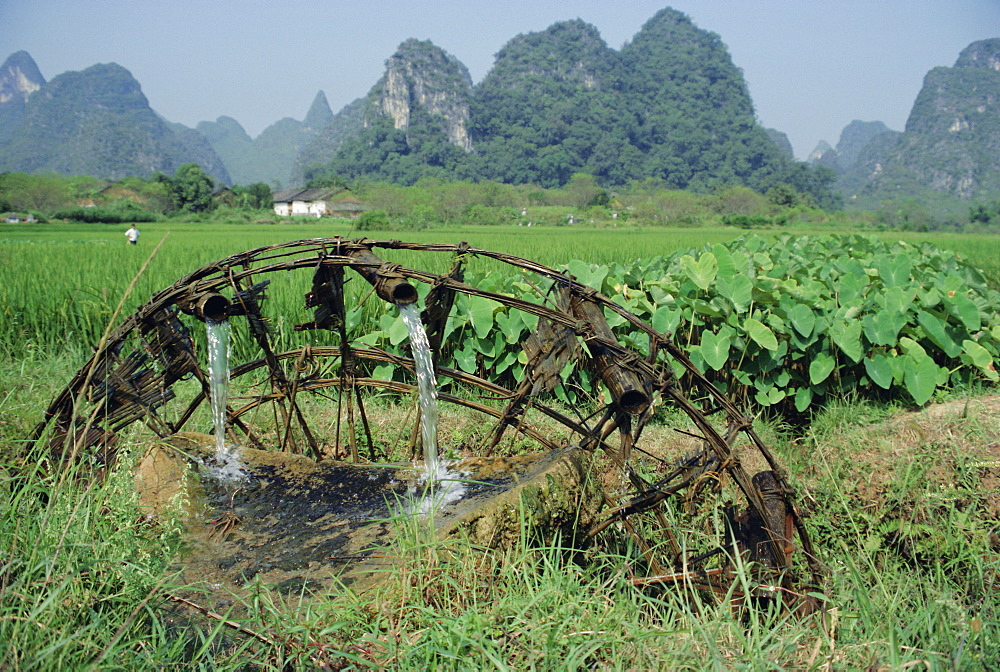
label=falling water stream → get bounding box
[398,303,465,513]
[206,319,244,481]
[399,304,440,474]
[203,308,456,503]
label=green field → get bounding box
[0,221,741,354]
[1,220,999,669]
[3,219,999,354]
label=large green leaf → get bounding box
[945,293,981,331]
[744,317,778,351]
[687,346,706,373]
[716,273,752,313]
[387,314,411,346]
[565,259,609,291]
[883,287,913,315]
[651,306,680,334]
[700,329,731,371]
[809,351,836,385]
[864,354,893,390]
[354,330,385,347]
[788,303,816,338]
[603,306,627,328]
[494,350,518,376]
[680,253,718,291]
[467,295,499,340]
[962,339,999,381]
[837,271,866,303]
[903,356,940,406]
[688,298,724,318]
[899,336,928,360]
[476,333,497,358]
[916,287,942,309]
[916,310,960,358]
[862,311,906,347]
[711,243,737,278]
[372,363,395,381]
[754,385,786,406]
[495,310,524,344]
[794,386,813,412]
[647,284,673,305]
[878,254,912,288]
[454,344,477,374]
[830,320,864,362]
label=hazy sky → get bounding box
[2,1,997,159]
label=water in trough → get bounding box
[132,299,600,606]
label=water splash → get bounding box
[398,303,465,512]
[407,462,468,515]
[206,319,244,482]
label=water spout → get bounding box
[349,248,418,305]
[399,303,440,475]
[178,291,230,323]
[206,319,230,454]
[571,297,650,415]
[398,303,465,513]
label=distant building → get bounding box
[2,212,35,223]
[271,188,356,218]
[325,194,370,218]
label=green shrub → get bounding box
[354,209,392,231]
[722,214,787,229]
[359,234,999,415]
[50,203,157,224]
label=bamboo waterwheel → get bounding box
[32,237,822,610]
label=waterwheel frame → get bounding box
[30,236,823,608]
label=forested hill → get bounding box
[0,51,45,145]
[197,91,334,187]
[0,62,230,183]
[306,39,476,189]
[308,9,838,207]
[840,38,1000,210]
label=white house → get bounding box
[271,188,343,218]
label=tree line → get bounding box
[3,165,998,233]
[0,164,272,222]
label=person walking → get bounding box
[125,225,140,245]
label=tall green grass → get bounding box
[4,456,993,669]
[891,231,1000,287]
[5,220,1000,359]
[0,222,745,356]
[0,336,997,669]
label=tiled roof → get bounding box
[271,187,345,203]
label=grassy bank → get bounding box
[1,360,997,668]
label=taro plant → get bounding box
[367,234,1000,415]
[581,234,1000,413]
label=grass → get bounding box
[0,220,749,357]
[2,369,998,668]
[1,219,999,668]
[4,218,1000,359]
